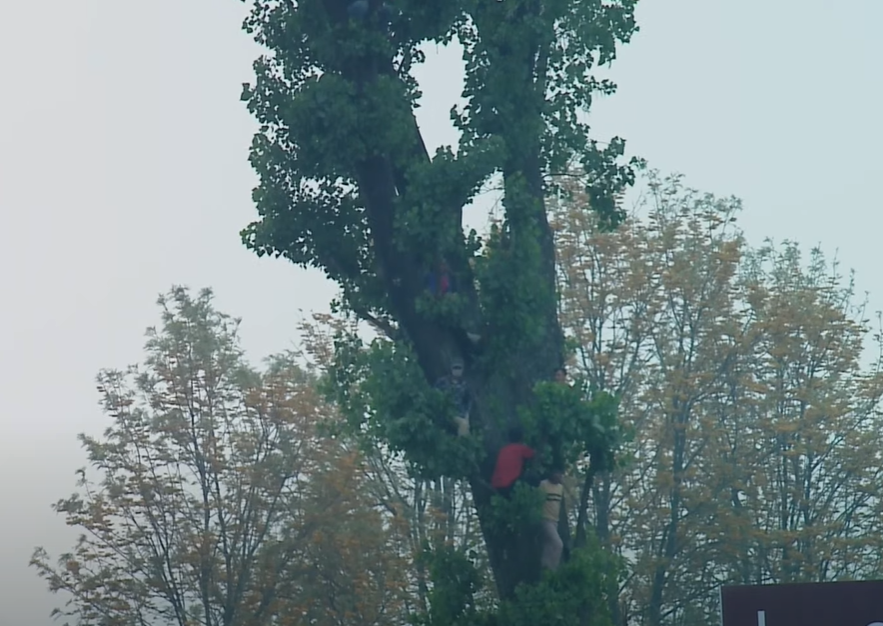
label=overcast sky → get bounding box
[1,0,881,623]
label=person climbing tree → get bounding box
[425,259,456,297]
[490,426,536,498]
[427,259,483,348]
[538,468,566,570]
[435,357,471,437]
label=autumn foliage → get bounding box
[31,288,408,626]
[552,170,883,626]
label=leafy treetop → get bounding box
[241,0,637,464]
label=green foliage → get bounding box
[473,219,556,358]
[324,321,619,488]
[529,381,620,471]
[325,331,484,481]
[499,545,617,626]
[412,546,485,626]
[487,482,545,535]
[240,0,639,320]
[411,540,618,626]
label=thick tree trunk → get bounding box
[329,0,563,600]
[467,365,561,598]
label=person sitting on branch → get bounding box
[425,259,456,297]
[434,357,471,437]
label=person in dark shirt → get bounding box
[425,259,456,297]
[434,358,471,436]
[491,426,536,498]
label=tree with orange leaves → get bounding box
[31,287,408,626]
[553,170,883,626]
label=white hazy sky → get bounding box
[1,1,881,623]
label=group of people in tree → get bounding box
[435,354,572,571]
[489,424,569,571]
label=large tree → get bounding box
[240,0,638,605]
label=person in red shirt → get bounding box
[491,426,536,498]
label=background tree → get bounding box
[31,287,408,626]
[554,172,749,625]
[553,170,883,626]
[239,0,639,605]
[719,243,883,586]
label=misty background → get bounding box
[1,0,881,623]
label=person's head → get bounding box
[549,468,564,484]
[554,367,567,383]
[451,358,464,379]
[508,425,524,443]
